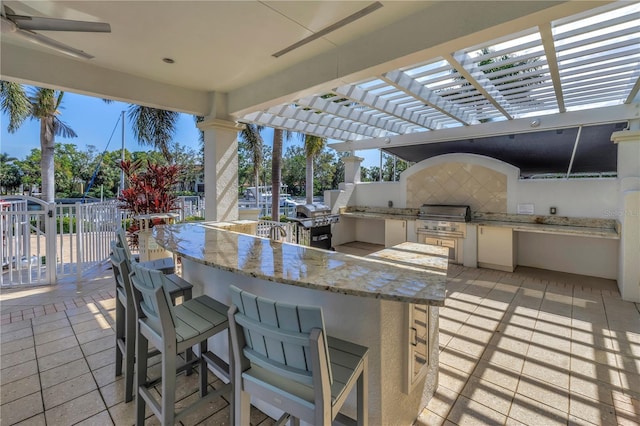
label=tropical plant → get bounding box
[239,123,264,207]
[303,135,326,204]
[128,106,179,162]
[118,159,181,221]
[0,82,77,202]
[0,153,21,194]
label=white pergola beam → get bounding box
[245,111,366,141]
[539,22,566,113]
[329,103,638,151]
[381,70,473,125]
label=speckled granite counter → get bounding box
[472,212,620,239]
[340,205,419,221]
[153,222,447,305]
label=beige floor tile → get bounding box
[44,390,106,425]
[439,347,478,374]
[0,346,35,369]
[42,372,98,410]
[447,335,486,358]
[99,377,126,408]
[570,357,622,388]
[86,347,115,371]
[416,409,447,426]
[33,325,74,346]
[40,358,90,389]
[425,383,459,418]
[36,345,84,372]
[461,375,514,415]
[1,359,38,385]
[618,370,640,396]
[35,335,78,358]
[32,317,70,335]
[1,336,34,356]
[521,359,570,389]
[447,394,507,425]
[508,393,567,425]
[12,412,46,426]
[472,360,521,391]
[0,325,33,343]
[0,391,43,425]
[481,345,527,372]
[0,373,40,405]
[73,410,114,426]
[92,362,118,388]
[108,400,154,425]
[81,334,114,356]
[0,319,32,333]
[569,393,617,425]
[516,376,569,413]
[31,311,67,325]
[75,326,114,345]
[197,407,231,425]
[569,373,616,407]
[72,314,112,335]
[175,388,229,425]
[439,363,470,394]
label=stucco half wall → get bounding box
[400,154,520,212]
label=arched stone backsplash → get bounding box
[406,162,507,212]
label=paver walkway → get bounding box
[1,261,639,425]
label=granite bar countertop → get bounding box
[340,205,420,221]
[153,223,448,305]
[471,212,620,239]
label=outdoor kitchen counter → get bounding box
[340,205,419,221]
[154,222,448,425]
[471,213,620,239]
[153,222,447,305]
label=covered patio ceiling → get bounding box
[1,1,638,152]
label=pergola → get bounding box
[2,1,639,300]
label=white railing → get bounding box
[1,196,55,286]
[256,220,298,243]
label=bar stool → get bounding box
[129,261,232,426]
[228,285,369,426]
[110,244,193,403]
[116,228,175,274]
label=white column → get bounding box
[199,118,240,222]
[343,155,364,184]
[611,120,640,302]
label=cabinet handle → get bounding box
[411,327,418,346]
[480,227,483,235]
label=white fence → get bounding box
[1,197,124,287]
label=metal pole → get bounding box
[379,150,383,182]
[119,110,125,195]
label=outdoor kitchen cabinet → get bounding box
[385,219,407,247]
[477,225,517,272]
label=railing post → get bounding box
[45,202,57,285]
[76,202,83,280]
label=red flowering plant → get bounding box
[118,159,182,244]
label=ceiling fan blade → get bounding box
[9,14,110,32]
[13,26,94,59]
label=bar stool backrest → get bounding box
[110,243,132,299]
[129,262,176,343]
[116,228,135,261]
[229,285,333,386]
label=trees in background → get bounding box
[0,82,77,202]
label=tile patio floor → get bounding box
[1,261,639,425]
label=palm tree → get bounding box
[303,135,326,204]
[271,129,298,220]
[239,123,264,207]
[128,105,178,162]
[1,82,77,202]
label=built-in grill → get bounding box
[416,204,471,264]
[293,203,340,250]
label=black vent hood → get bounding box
[384,122,626,177]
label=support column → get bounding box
[199,118,240,222]
[343,155,364,184]
[611,120,640,302]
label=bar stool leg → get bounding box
[162,348,177,425]
[115,297,125,376]
[199,340,208,398]
[135,332,149,426]
[124,306,136,403]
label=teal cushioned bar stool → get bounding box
[228,285,369,426]
[129,261,232,426]
[110,243,195,403]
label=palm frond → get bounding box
[304,134,326,158]
[30,88,57,118]
[128,105,178,162]
[53,118,78,138]
[0,81,32,133]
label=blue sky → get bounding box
[1,90,380,167]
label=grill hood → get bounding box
[418,204,471,222]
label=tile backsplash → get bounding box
[406,162,507,212]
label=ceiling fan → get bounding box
[0,4,110,59]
